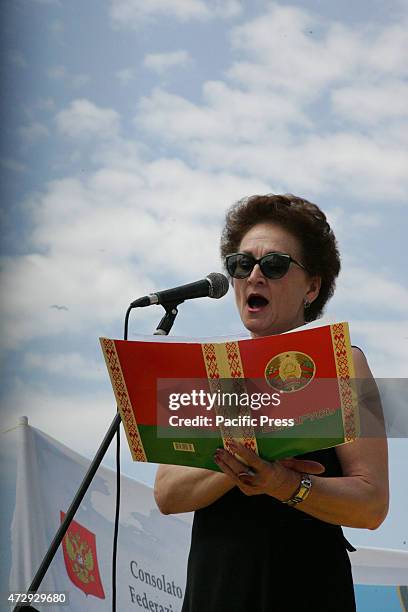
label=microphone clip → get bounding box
[153,302,182,335]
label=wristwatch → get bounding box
[283,473,312,506]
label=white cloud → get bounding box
[283,132,407,200]
[0,144,269,349]
[0,379,116,458]
[116,67,136,85]
[209,0,241,18]
[48,66,89,88]
[55,99,120,140]
[23,352,105,381]
[0,249,151,349]
[143,50,191,74]
[111,0,208,24]
[332,81,408,124]
[348,213,381,229]
[347,320,408,377]
[133,5,408,202]
[229,6,408,97]
[324,208,382,241]
[335,265,408,316]
[5,114,404,358]
[3,2,407,432]
[136,84,308,142]
[109,0,242,27]
[136,91,408,199]
[364,22,408,75]
[228,7,361,98]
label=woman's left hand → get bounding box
[214,440,324,498]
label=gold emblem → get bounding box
[265,351,316,392]
[65,531,95,585]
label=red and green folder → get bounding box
[100,322,359,471]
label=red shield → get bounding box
[60,511,105,599]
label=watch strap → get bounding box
[283,473,312,506]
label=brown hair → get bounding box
[220,194,340,322]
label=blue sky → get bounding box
[1,0,408,589]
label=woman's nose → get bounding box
[248,263,266,284]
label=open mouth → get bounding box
[247,294,269,312]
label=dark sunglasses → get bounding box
[225,252,307,279]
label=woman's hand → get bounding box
[214,440,324,498]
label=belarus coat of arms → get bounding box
[265,351,316,392]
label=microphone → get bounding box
[131,272,229,308]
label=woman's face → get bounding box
[233,222,321,337]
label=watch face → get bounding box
[305,475,312,488]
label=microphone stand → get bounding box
[14,301,182,612]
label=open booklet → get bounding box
[100,321,359,471]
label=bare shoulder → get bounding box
[351,345,372,377]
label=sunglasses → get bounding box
[225,252,307,279]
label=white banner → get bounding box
[9,418,192,611]
[8,418,408,612]
[351,547,408,586]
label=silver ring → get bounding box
[237,470,253,479]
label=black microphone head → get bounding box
[206,272,229,299]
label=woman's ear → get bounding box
[305,276,321,305]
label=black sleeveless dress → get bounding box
[181,448,356,612]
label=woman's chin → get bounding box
[244,316,299,337]
[244,318,275,338]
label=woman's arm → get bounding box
[154,465,235,514]
[215,347,389,529]
[155,457,326,515]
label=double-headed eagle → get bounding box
[64,531,95,584]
